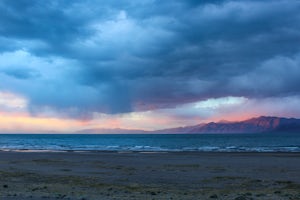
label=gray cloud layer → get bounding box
[0,0,300,117]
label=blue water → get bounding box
[0,133,300,152]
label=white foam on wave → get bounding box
[1,145,300,153]
[0,148,65,153]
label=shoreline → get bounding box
[1,151,300,199]
[2,149,300,153]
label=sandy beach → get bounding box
[0,151,300,200]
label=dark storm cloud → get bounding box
[0,0,300,116]
[1,67,39,79]
[0,0,85,40]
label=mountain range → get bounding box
[77,116,300,134]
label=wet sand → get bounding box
[0,151,300,199]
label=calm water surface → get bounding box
[0,133,300,152]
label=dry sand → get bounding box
[0,151,300,199]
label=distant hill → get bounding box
[155,116,300,133]
[77,116,300,134]
[77,128,149,134]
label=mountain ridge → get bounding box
[158,116,300,134]
[77,116,300,134]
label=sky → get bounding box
[1,0,300,133]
